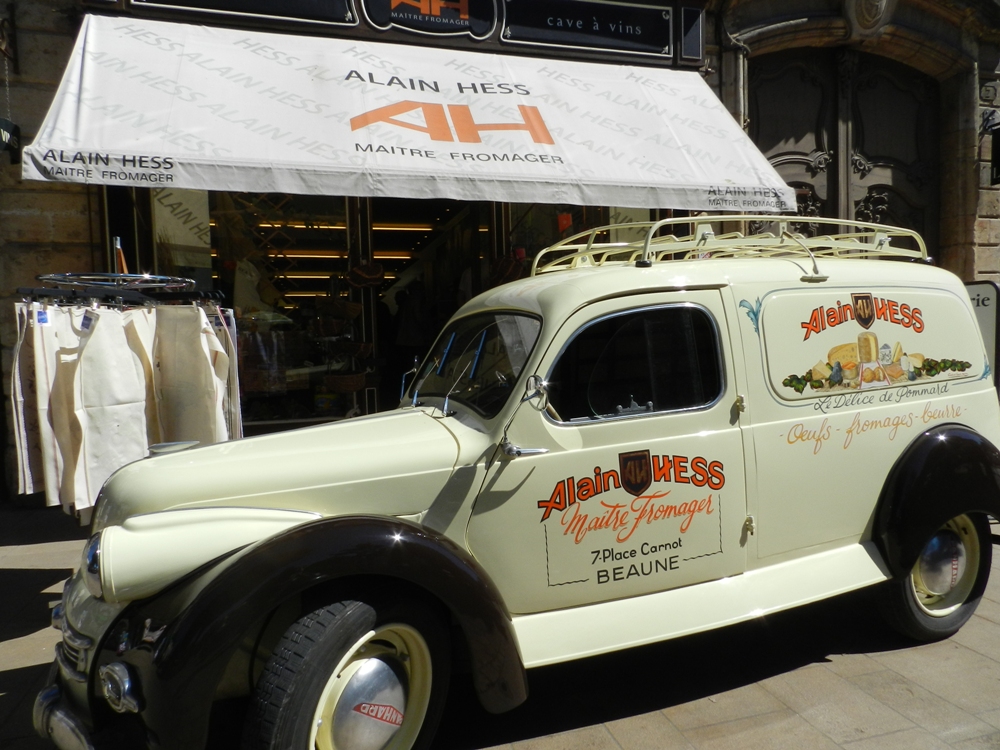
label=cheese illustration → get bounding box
[858,332,879,363]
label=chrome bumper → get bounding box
[33,671,96,750]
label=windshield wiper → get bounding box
[441,361,471,417]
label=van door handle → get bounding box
[500,439,548,458]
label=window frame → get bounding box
[407,309,543,420]
[542,302,727,425]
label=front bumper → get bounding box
[35,560,246,750]
[33,670,96,750]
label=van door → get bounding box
[467,290,748,614]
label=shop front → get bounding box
[22,5,793,433]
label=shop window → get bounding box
[507,203,609,263]
[208,193,501,429]
[210,192,357,428]
[547,305,722,422]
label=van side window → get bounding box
[547,305,723,422]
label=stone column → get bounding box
[0,2,100,504]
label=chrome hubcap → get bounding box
[331,657,405,750]
[916,530,966,596]
[910,515,980,617]
[310,624,432,750]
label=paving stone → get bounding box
[951,613,1000,662]
[0,628,60,672]
[512,724,621,750]
[840,726,953,750]
[975,597,1000,626]
[870,640,1000,715]
[0,540,83,570]
[952,730,1000,749]
[605,711,694,750]
[678,708,841,750]
[819,653,887,679]
[664,684,786,732]
[978,709,1000,731]
[850,667,995,743]
[761,664,913,744]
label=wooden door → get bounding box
[749,49,939,251]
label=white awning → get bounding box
[23,14,795,212]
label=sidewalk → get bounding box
[2,505,999,750]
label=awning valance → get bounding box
[23,14,795,212]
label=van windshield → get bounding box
[409,312,541,418]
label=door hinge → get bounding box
[735,394,746,413]
[744,515,755,536]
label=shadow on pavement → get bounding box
[434,586,915,749]
[0,663,54,750]
[0,570,73,642]
[0,503,90,547]
[0,577,919,750]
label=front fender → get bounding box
[875,424,1000,578]
[101,515,528,749]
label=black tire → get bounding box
[878,513,992,642]
[245,597,451,750]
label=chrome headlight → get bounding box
[81,534,104,599]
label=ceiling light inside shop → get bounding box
[257,222,347,230]
[372,223,434,231]
[282,291,350,297]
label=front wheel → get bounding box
[245,597,451,750]
[879,513,992,641]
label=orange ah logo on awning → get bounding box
[350,101,553,144]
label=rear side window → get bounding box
[546,305,723,422]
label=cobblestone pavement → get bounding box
[2,506,999,750]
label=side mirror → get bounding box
[522,374,548,405]
[400,356,419,402]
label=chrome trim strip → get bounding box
[62,627,93,652]
[55,643,88,684]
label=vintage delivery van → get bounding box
[35,216,1000,750]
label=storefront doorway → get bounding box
[109,189,611,433]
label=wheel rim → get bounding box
[909,515,981,617]
[309,624,433,750]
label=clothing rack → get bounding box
[19,271,226,308]
[16,286,155,306]
[10,272,242,524]
[17,286,226,305]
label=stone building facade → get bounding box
[3,0,1000,502]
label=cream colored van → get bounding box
[35,216,1000,750]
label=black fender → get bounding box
[99,515,528,749]
[875,424,1000,578]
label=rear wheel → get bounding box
[879,513,992,641]
[246,597,450,750]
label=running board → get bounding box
[512,542,891,669]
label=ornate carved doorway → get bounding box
[749,48,939,252]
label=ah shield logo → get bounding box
[361,0,497,38]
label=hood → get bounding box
[94,409,464,530]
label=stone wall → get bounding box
[0,2,99,504]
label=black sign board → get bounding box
[967,280,1000,391]
[502,0,673,58]
[361,0,497,39]
[129,0,358,26]
[0,118,20,165]
[992,131,1000,186]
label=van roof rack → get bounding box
[530,215,928,277]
